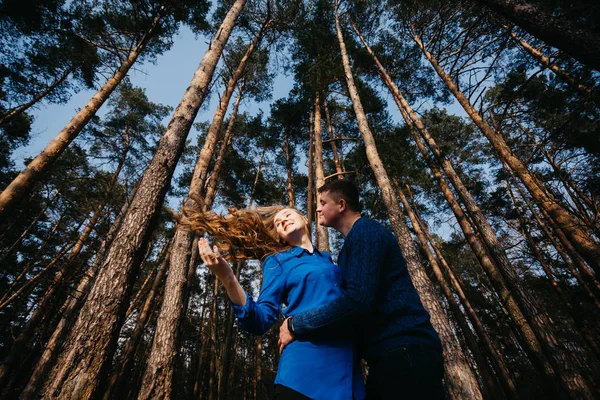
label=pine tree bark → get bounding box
[136,4,250,397]
[0,8,166,219]
[0,67,73,126]
[404,184,519,398]
[203,81,245,210]
[313,93,330,251]
[39,1,244,396]
[502,25,594,97]
[412,28,600,278]
[102,243,170,400]
[323,97,344,176]
[284,130,295,208]
[0,142,128,388]
[336,7,483,399]
[307,110,315,232]
[476,0,600,71]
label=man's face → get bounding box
[316,191,341,228]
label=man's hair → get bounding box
[318,179,362,212]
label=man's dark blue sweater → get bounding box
[293,217,442,362]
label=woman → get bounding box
[183,206,365,400]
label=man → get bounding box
[279,180,444,399]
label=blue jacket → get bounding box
[293,218,442,362]
[232,246,365,400]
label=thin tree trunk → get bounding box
[307,110,315,233]
[218,262,242,398]
[39,1,244,396]
[284,130,295,208]
[0,67,73,126]
[207,279,219,400]
[248,147,266,209]
[323,97,344,176]
[413,27,600,278]
[0,8,166,219]
[203,80,245,211]
[336,7,483,399]
[502,25,594,97]
[0,189,60,267]
[476,0,600,71]
[313,93,330,252]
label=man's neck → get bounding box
[336,212,361,237]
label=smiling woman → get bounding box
[180,205,366,400]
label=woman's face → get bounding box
[273,208,308,244]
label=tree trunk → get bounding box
[103,243,170,400]
[0,8,166,219]
[203,80,245,210]
[413,28,600,278]
[0,67,73,126]
[396,181,518,399]
[20,185,133,399]
[0,144,128,388]
[336,7,483,399]
[307,110,315,232]
[0,189,59,267]
[502,25,593,97]
[313,93,330,252]
[323,96,344,176]
[217,262,241,398]
[284,130,295,208]
[476,0,600,71]
[39,1,244,397]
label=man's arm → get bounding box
[283,221,388,341]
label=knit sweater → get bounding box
[293,218,442,362]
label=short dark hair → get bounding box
[318,180,362,212]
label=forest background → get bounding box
[1,0,599,399]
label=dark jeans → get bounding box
[274,384,312,400]
[366,344,445,400]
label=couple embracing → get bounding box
[186,180,444,400]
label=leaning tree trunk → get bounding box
[335,6,483,399]
[395,181,518,399]
[103,243,170,400]
[203,81,245,210]
[475,0,600,71]
[20,188,134,400]
[137,4,254,399]
[502,25,593,97]
[0,67,73,126]
[412,27,600,278]
[0,8,166,220]
[313,92,330,251]
[307,110,315,232]
[284,130,295,208]
[0,140,129,389]
[38,2,244,397]
[323,97,344,176]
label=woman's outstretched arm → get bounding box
[198,237,246,306]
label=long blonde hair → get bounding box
[180,205,299,261]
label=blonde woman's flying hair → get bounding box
[180,205,295,262]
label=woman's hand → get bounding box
[198,237,246,306]
[198,238,234,282]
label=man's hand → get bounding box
[278,317,295,353]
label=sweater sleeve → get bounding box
[292,220,386,337]
[231,255,283,335]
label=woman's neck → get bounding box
[287,233,314,252]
